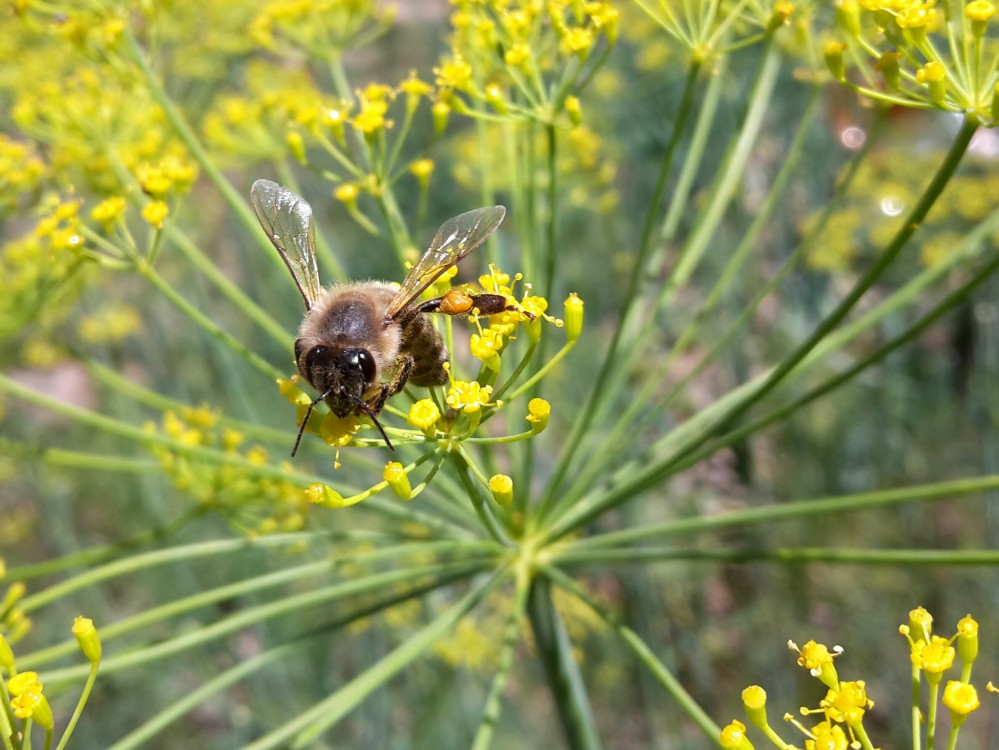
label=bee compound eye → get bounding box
[304,345,328,369]
[355,349,377,383]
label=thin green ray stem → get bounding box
[40,559,494,689]
[121,29,273,260]
[137,262,284,381]
[528,577,603,750]
[563,473,999,551]
[543,116,980,542]
[541,61,702,507]
[470,572,531,750]
[255,568,510,750]
[557,84,823,509]
[104,572,465,750]
[542,566,721,743]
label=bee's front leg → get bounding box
[369,356,413,414]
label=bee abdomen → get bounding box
[403,315,449,386]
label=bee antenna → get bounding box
[291,390,331,458]
[352,395,395,452]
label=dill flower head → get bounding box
[826,0,999,124]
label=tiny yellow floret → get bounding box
[432,100,450,134]
[488,473,513,505]
[966,0,996,22]
[408,399,441,431]
[957,614,979,665]
[565,293,584,342]
[73,615,102,664]
[305,482,347,508]
[447,381,495,413]
[908,606,934,641]
[911,635,955,682]
[720,719,754,750]
[0,633,13,670]
[526,398,551,434]
[335,183,360,207]
[91,196,127,225]
[943,680,980,725]
[565,95,582,126]
[741,685,768,729]
[286,130,306,163]
[485,83,508,113]
[384,461,413,500]
[142,200,169,229]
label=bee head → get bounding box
[299,345,377,417]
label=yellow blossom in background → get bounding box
[90,196,127,226]
[77,304,143,344]
[410,158,435,185]
[141,200,169,229]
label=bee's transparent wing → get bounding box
[387,205,506,320]
[250,179,323,309]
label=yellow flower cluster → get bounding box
[723,607,988,750]
[827,0,999,124]
[1,618,102,745]
[249,0,392,56]
[0,135,45,215]
[440,0,619,126]
[147,407,311,535]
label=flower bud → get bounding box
[526,398,551,434]
[384,462,413,500]
[432,100,450,134]
[824,40,847,81]
[73,616,102,665]
[488,474,513,506]
[564,293,583,342]
[305,483,347,508]
[957,615,979,667]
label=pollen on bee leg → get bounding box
[440,289,474,315]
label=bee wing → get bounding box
[387,205,506,320]
[250,179,323,310]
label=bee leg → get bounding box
[415,292,512,317]
[369,356,413,414]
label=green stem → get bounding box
[553,547,999,567]
[137,262,284,380]
[545,116,980,541]
[556,84,823,510]
[104,571,466,750]
[927,680,939,750]
[558,473,999,550]
[542,566,721,743]
[527,577,603,750]
[542,61,702,503]
[655,214,999,480]
[664,115,980,469]
[52,663,97,750]
[39,560,491,689]
[0,373,471,537]
[470,573,531,750]
[121,29,273,261]
[268,569,510,750]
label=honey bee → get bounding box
[250,179,515,456]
